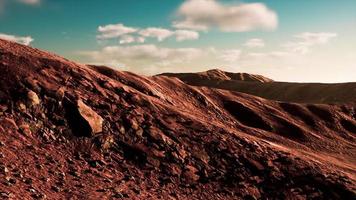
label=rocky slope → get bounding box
[161,70,356,104]
[0,39,355,199]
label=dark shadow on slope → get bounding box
[340,119,356,134]
[272,116,307,141]
[279,103,316,128]
[307,105,334,123]
[224,100,272,132]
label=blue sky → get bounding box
[1,0,356,82]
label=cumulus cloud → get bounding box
[119,35,146,44]
[138,28,174,42]
[97,22,201,43]
[283,32,337,54]
[244,38,265,48]
[78,44,204,69]
[295,32,337,45]
[175,30,199,41]
[219,49,241,62]
[18,0,40,5]
[97,23,138,39]
[119,35,135,44]
[173,0,278,32]
[0,33,34,45]
[79,44,248,74]
[246,51,292,59]
[136,37,145,43]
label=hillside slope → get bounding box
[160,70,356,104]
[0,39,355,199]
[161,69,274,83]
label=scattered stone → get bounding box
[75,183,85,188]
[36,164,44,170]
[147,127,172,145]
[5,176,16,185]
[51,185,61,192]
[163,163,182,176]
[68,170,80,178]
[13,171,23,178]
[183,165,200,182]
[88,160,100,168]
[40,177,50,182]
[0,192,13,198]
[66,158,75,165]
[27,90,40,106]
[24,178,33,185]
[19,123,32,135]
[124,116,140,131]
[1,166,9,174]
[18,103,26,111]
[112,193,124,198]
[96,188,107,192]
[96,135,115,150]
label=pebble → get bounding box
[51,185,61,192]
[1,166,9,173]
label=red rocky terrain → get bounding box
[0,39,355,199]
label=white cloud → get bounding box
[219,49,241,62]
[295,32,337,45]
[18,0,40,5]
[0,33,34,45]
[138,28,174,42]
[97,23,138,39]
[97,22,200,43]
[244,38,265,48]
[78,44,204,70]
[79,45,247,74]
[119,35,135,44]
[119,35,146,44]
[137,37,145,43]
[175,30,199,41]
[246,51,292,59]
[173,0,278,32]
[283,32,337,54]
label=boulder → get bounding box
[64,99,103,136]
[77,100,103,135]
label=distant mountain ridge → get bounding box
[159,70,356,104]
[161,69,274,83]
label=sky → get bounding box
[0,0,356,83]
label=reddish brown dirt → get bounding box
[0,39,355,199]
